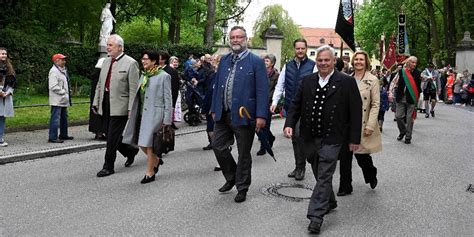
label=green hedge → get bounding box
[1,28,213,95]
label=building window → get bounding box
[344,52,349,56]
[335,52,338,57]
[320,38,325,44]
[310,51,315,56]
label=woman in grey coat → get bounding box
[0,47,16,147]
[122,50,172,184]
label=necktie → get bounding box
[105,58,116,91]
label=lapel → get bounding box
[325,71,342,99]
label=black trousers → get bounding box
[292,120,306,169]
[212,111,255,192]
[302,138,340,223]
[102,92,138,171]
[338,144,377,192]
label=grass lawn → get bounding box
[6,95,90,130]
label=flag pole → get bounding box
[340,41,343,58]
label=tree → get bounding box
[251,4,302,67]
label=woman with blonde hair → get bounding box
[338,50,381,196]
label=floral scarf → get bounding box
[140,65,163,93]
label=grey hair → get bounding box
[230,26,247,38]
[263,54,277,66]
[404,56,418,66]
[108,34,124,48]
[170,56,179,62]
[316,45,336,58]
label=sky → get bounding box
[238,0,360,36]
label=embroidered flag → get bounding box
[335,0,356,52]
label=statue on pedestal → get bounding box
[99,3,116,47]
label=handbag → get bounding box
[153,125,175,155]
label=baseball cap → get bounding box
[52,53,67,62]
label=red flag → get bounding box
[383,36,396,69]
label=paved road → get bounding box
[1,104,472,236]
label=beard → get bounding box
[231,43,247,54]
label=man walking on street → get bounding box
[421,63,441,118]
[48,53,73,143]
[284,45,362,234]
[94,34,140,177]
[395,56,421,144]
[271,38,316,180]
[210,26,268,203]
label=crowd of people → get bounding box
[1,25,473,234]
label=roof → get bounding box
[299,27,349,49]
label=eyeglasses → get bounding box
[230,35,245,40]
[141,57,150,61]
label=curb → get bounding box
[0,127,207,165]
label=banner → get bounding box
[335,0,356,52]
[383,35,397,69]
[398,13,406,55]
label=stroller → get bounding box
[183,81,203,126]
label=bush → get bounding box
[1,28,213,95]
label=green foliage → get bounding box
[251,4,302,67]
[118,17,168,44]
[355,0,472,68]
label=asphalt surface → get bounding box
[0,103,473,236]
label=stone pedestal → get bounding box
[456,31,474,73]
[262,22,284,70]
[98,45,107,59]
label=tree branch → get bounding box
[216,0,252,23]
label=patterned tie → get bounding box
[225,55,239,110]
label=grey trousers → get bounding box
[212,111,255,192]
[395,100,416,140]
[292,120,306,169]
[303,138,341,224]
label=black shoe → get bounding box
[140,174,155,184]
[307,221,322,234]
[153,159,164,174]
[48,139,64,143]
[124,156,135,167]
[213,166,222,171]
[336,190,352,196]
[370,177,378,189]
[325,202,338,214]
[295,168,305,180]
[431,110,435,117]
[256,149,266,156]
[59,136,74,140]
[397,133,406,141]
[425,113,429,118]
[97,169,114,177]
[288,169,297,178]
[171,123,178,130]
[202,144,213,150]
[234,191,247,203]
[218,181,235,192]
[404,139,411,144]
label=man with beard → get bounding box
[270,38,316,181]
[210,26,268,203]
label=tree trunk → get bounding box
[444,0,456,67]
[168,0,182,43]
[110,0,117,34]
[204,0,216,47]
[175,0,182,43]
[425,0,440,65]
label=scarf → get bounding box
[141,65,163,93]
[401,68,419,119]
